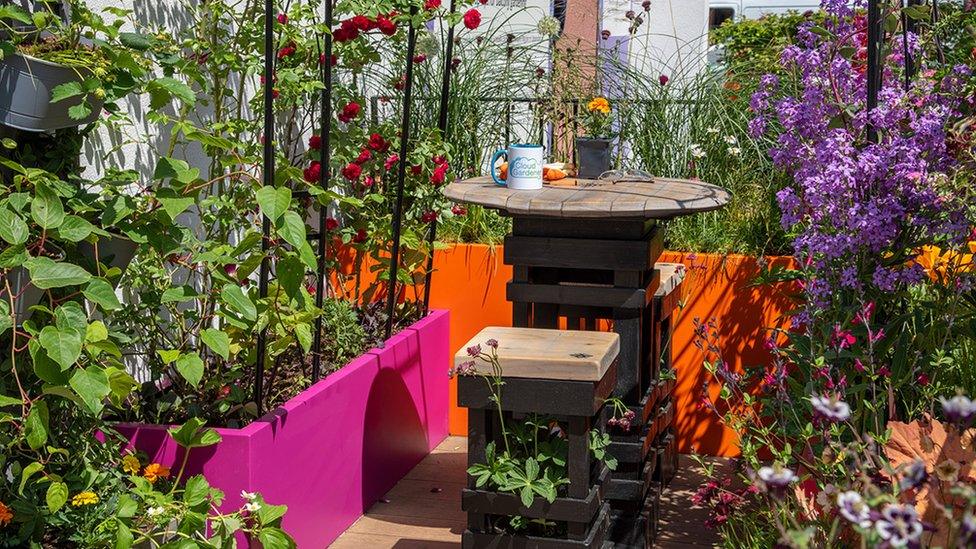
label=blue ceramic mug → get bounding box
[491,144,544,190]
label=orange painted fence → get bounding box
[426,244,796,457]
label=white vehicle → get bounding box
[708,0,823,30]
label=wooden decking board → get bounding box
[330,436,725,548]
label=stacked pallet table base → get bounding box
[457,327,620,549]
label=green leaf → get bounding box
[0,301,10,336]
[49,81,85,104]
[0,207,28,245]
[257,527,296,549]
[520,485,534,508]
[277,210,306,249]
[39,326,84,370]
[161,286,198,303]
[158,196,195,220]
[0,395,22,408]
[31,342,69,384]
[46,481,68,513]
[157,349,181,364]
[276,254,304,300]
[119,31,152,50]
[106,367,137,400]
[168,417,222,449]
[183,475,209,506]
[221,284,256,321]
[25,257,92,289]
[84,278,122,311]
[86,320,109,343]
[0,5,33,25]
[25,401,49,450]
[147,77,195,110]
[55,301,87,332]
[30,182,65,230]
[57,215,95,242]
[67,102,92,120]
[19,462,43,494]
[256,186,292,222]
[114,519,134,549]
[200,328,230,361]
[69,367,111,414]
[116,494,138,518]
[175,352,204,387]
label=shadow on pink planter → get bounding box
[114,310,450,548]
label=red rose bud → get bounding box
[325,217,339,231]
[355,149,372,164]
[376,16,396,36]
[308,134,322,150]
[362,175,375,187]
[452,204,467,216]
[272,88,280,99]
[601,29,611,40]
[224,263,238,277]
[306,283,317,295]
[342,162,362,181]
[432,155,447,165]
[384,154,399,170]
[394,75,406,90]
[422,211,438,223]
[463,9,481,30]
[368,133,388,151]
[353,228,368,243]
[659,74,669,86]
[319,53,338,66]
[303,161,321,183]
[276,13,288,24]
[451,57,462,70]
[642,0,650,11]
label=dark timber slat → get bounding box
[504,235,658,271]
[507,282,649,310]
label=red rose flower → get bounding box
[276,13,288,24]
[412,54,427,63]
[325,217,339,231]
[376,16,396,36]
[421,211,438,223]
[338,101,361,123]
[463,9,481,30]
[277,42,296,59]
[432,155,447,165]
[308,134,322,150]
[368,133,388,151]
[350,15,372,31]
[272,88,280,99]
[335,19,360,42]
[452,204,467,216]
[431,162,449,185]
[659,74,669,86]
[424,0,441,10]
[342,162,362,181]
[352,228,368,243]
[303,161,321,183]
[355,149,372,164]
[410,164,422,176]
[384,154,399,170]
[320,53,338,66]
[362,175,375,187]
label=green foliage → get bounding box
[710,11,824,79]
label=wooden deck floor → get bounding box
[331,437,726,548]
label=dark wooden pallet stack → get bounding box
[501,217,672,548]
[457,328,620,549]
[651,264,684,489]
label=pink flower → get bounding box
[463,9,481,30]
[831,324,856,349]
[384,154,399,170]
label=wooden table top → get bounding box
[444,176,731,219]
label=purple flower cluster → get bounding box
[750,0,970,310]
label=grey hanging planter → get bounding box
[575,138,612,179]
[0,52,102,132]
[4,265,46,324]
[77,232,138,277]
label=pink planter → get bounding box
[114,310,450,547]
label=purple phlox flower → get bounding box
[466,344,482,357]
[836,491,873,529]
[875,503,923,547]
[811,393,851,423]
[755,464,797,496]
[899,459,928,492]
[939,395,976,427]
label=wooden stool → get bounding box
[457,327,619,549]
[651,263,684,488]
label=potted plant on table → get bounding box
[575,97,614,179]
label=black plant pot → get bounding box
[575,138,612,179]
[0,53,103,132]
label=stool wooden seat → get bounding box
[455,327,620,382]
[654,263,685,299]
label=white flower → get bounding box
[727,146,742,156]
[241,490,257,501]
[146,506,166,518]
[756,464,797,494]
[689,144,705,159]
[836,491,872,529]
[245,501,262,513]
[706,127,720,134]
[811,394,851,422]
[537,16,561,38]
[5,465,13,483]
[723,134,738,144]
[875,503,923,547]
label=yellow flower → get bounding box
[143,463,171,484]
[122,454,141,475]
[71,491,99,507]
[586,97,611,114]
[913,245,973,284]
[0,501,12,527]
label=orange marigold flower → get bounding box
[0,501,12,526]
[586,97,611,114]
[122,454,141,475]
[143,463,171,484]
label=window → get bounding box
[709,7,735,31]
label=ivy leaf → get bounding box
[221,284,256,321]
[25,257,92,289]
[25,401,49,450]
[69,367,111,415]
[256,186,291,222]
[39,326,84,370]
[84,278,122,311]
[46,481,68,513]
[30,182,65,230]
[200,328,230,360]
[175,352,204,387]
[0,207,28,245]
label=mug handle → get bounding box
[490,149,507,186]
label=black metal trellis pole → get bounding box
[866,0,882,144]
[255,0,275,417]
[902,0,920,89]
[385,7,420,341]
[421,0,458,315]
[311,0,334,384]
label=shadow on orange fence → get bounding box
[422,245,795,457]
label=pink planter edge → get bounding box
[113,309,451,547]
